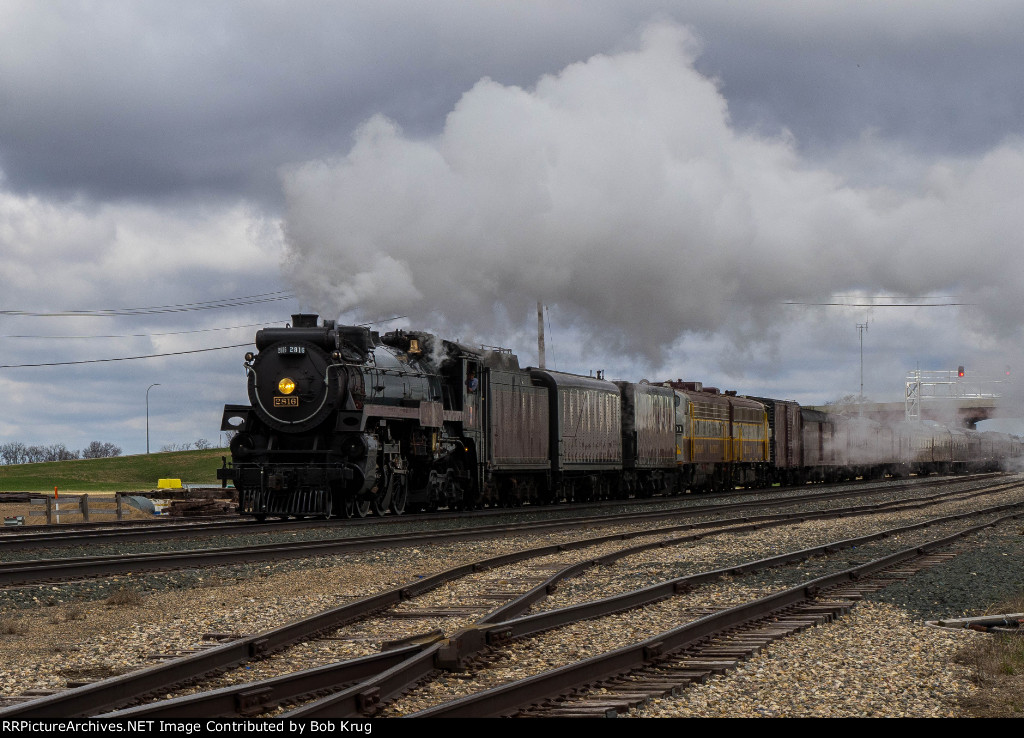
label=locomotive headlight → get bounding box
[278,377,296,395]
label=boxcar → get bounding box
[747,396,803,485]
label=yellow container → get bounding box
[157,478,183,489]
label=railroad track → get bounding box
[1,480,1021,718]
[0,477,1014,586]
[0,474,1000,553]
[400,532,995,717]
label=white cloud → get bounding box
[0,184,286,453]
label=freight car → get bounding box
[217,315,1020,518]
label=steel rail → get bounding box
[102,644,435,718]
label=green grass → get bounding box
[0,448,230,493]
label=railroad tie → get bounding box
[387,605,493,618]
[554,692,655,712]
[3,689,60,699]
[671,659,737,674]
[537,706,621,718]
[801,601,856,615]
[643,666,713,683]
[532,677,696,718]
[201,632,242,642]
[763,619,814,632]
[711,639,771,651]
[532,700,616,717]
[698,648,759,658]
[617,680,685,694]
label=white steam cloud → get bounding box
[281,23,1024,364]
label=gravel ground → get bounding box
[630,601,981,718]
[871,523,1024,619]
[0,477,1020,717]
[627,522,1024,718]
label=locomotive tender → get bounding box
[218,314,1021,519]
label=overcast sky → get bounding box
[3,1,1024,458]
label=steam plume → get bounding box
[281,22,1024,366]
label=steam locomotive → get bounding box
[217,314,1021,519]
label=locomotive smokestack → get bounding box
[292,313,319,328]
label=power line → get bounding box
[357,316,408,327]
[829,294,963,299]
[784,301,973,307]
[0,291,294,317]
[0,322,283,340]
[0,343,253,369]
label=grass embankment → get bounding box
[0,448,229,493]
[959,593,1024,717]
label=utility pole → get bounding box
[856,322,868,400]
[537,301,546,370]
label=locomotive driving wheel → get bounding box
[369,467,392,517]
[344,499,371,518]
[388,471,408,515]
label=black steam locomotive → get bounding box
[220,313,516,518]
[218,314,1021,519]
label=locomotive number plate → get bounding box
[277,345,307,355]
[274,396,299,407]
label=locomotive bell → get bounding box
[409,339,422,355]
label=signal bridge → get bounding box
[814,369,1014,428]
[904,368,1011,425]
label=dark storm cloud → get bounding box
[0,1,655,203]
[682,3,1024,160]
[4,2,1024,205]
